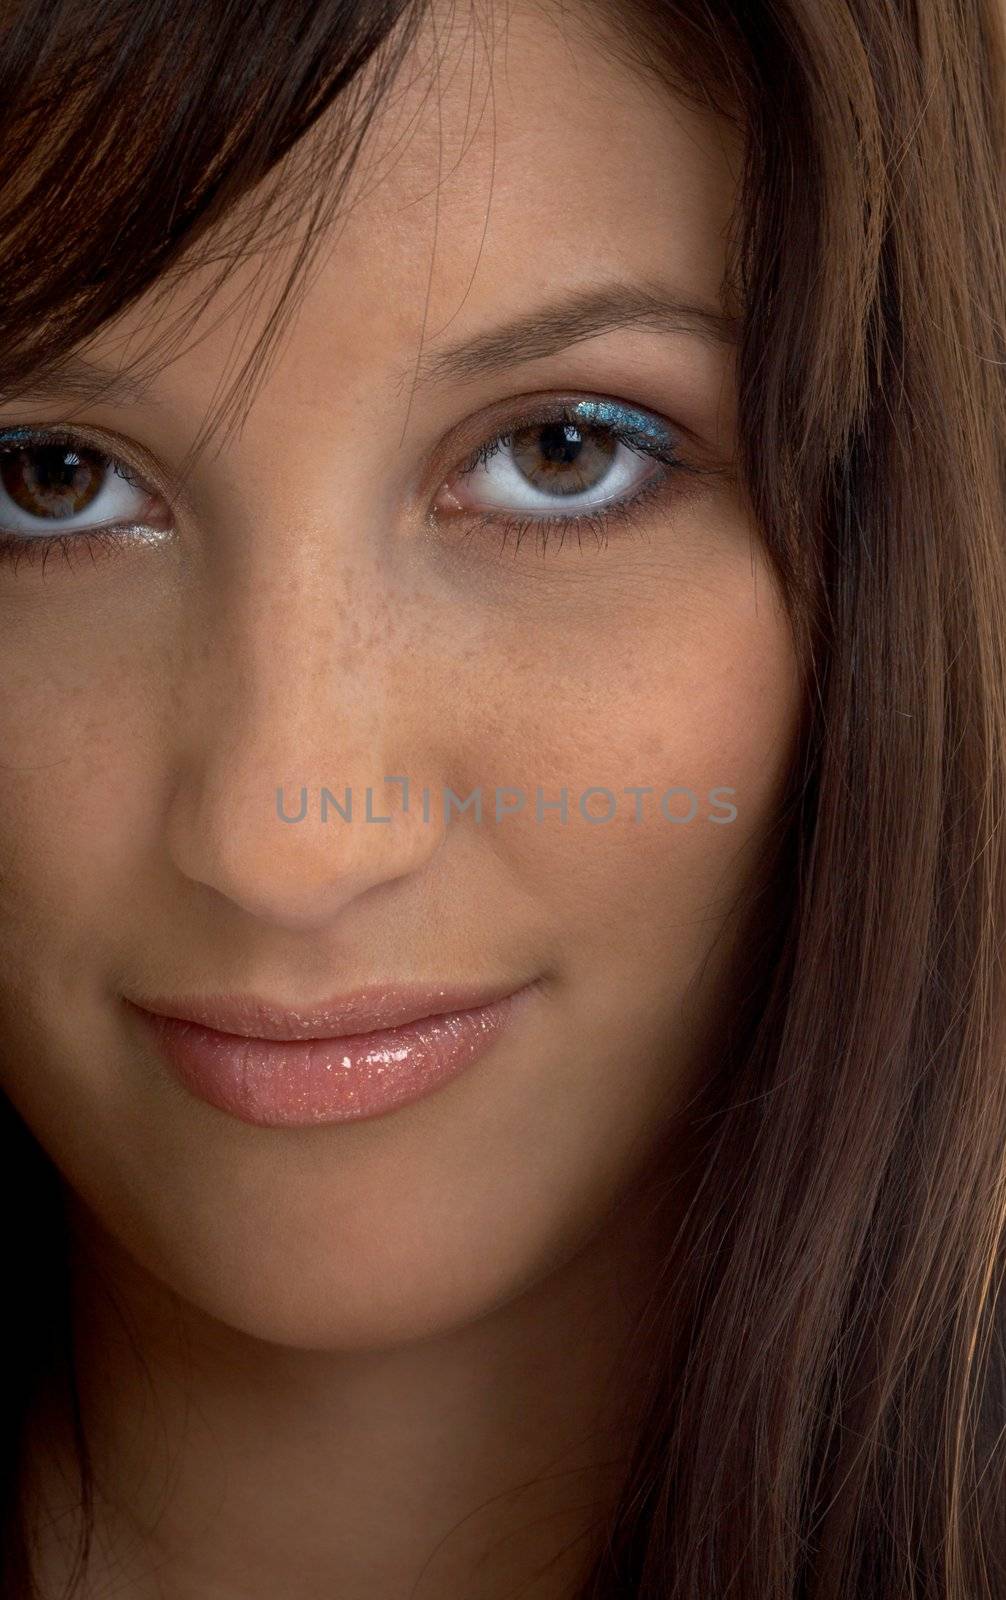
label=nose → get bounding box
[162,572,446,933]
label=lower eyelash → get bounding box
[456,465,685,560]
[0,524,107,576]
[0,525,132,576]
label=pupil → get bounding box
[36,448,89,493]
[539,422,583,465]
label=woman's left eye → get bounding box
[0,425,165,570]
[434,395,708,556]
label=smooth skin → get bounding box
[1,2,803,1596]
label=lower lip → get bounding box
[132,988,535,1128]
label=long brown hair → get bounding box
[1,1,1005,1595]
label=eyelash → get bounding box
[447,399,710,558]
[0,425,153,575]
[0,399,713,573]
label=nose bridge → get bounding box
[162,560,445,930]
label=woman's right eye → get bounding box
[0,429,159,536]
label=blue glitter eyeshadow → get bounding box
[567,399,670,448]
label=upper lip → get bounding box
[123,981,533,1041]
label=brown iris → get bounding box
[509,422,617,494]
[0,443,107,519]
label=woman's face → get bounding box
[0,0,802,1349]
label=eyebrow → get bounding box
[0,358,158,410]
[408,280,739,390]
[0,280,739,412]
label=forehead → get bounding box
[350,0,740,296]
[63,0,741,431]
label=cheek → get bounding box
[0,603,166,992]
[452,542,803,984]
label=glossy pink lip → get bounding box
[124,980,540,1128]
[123,982,532,1041]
